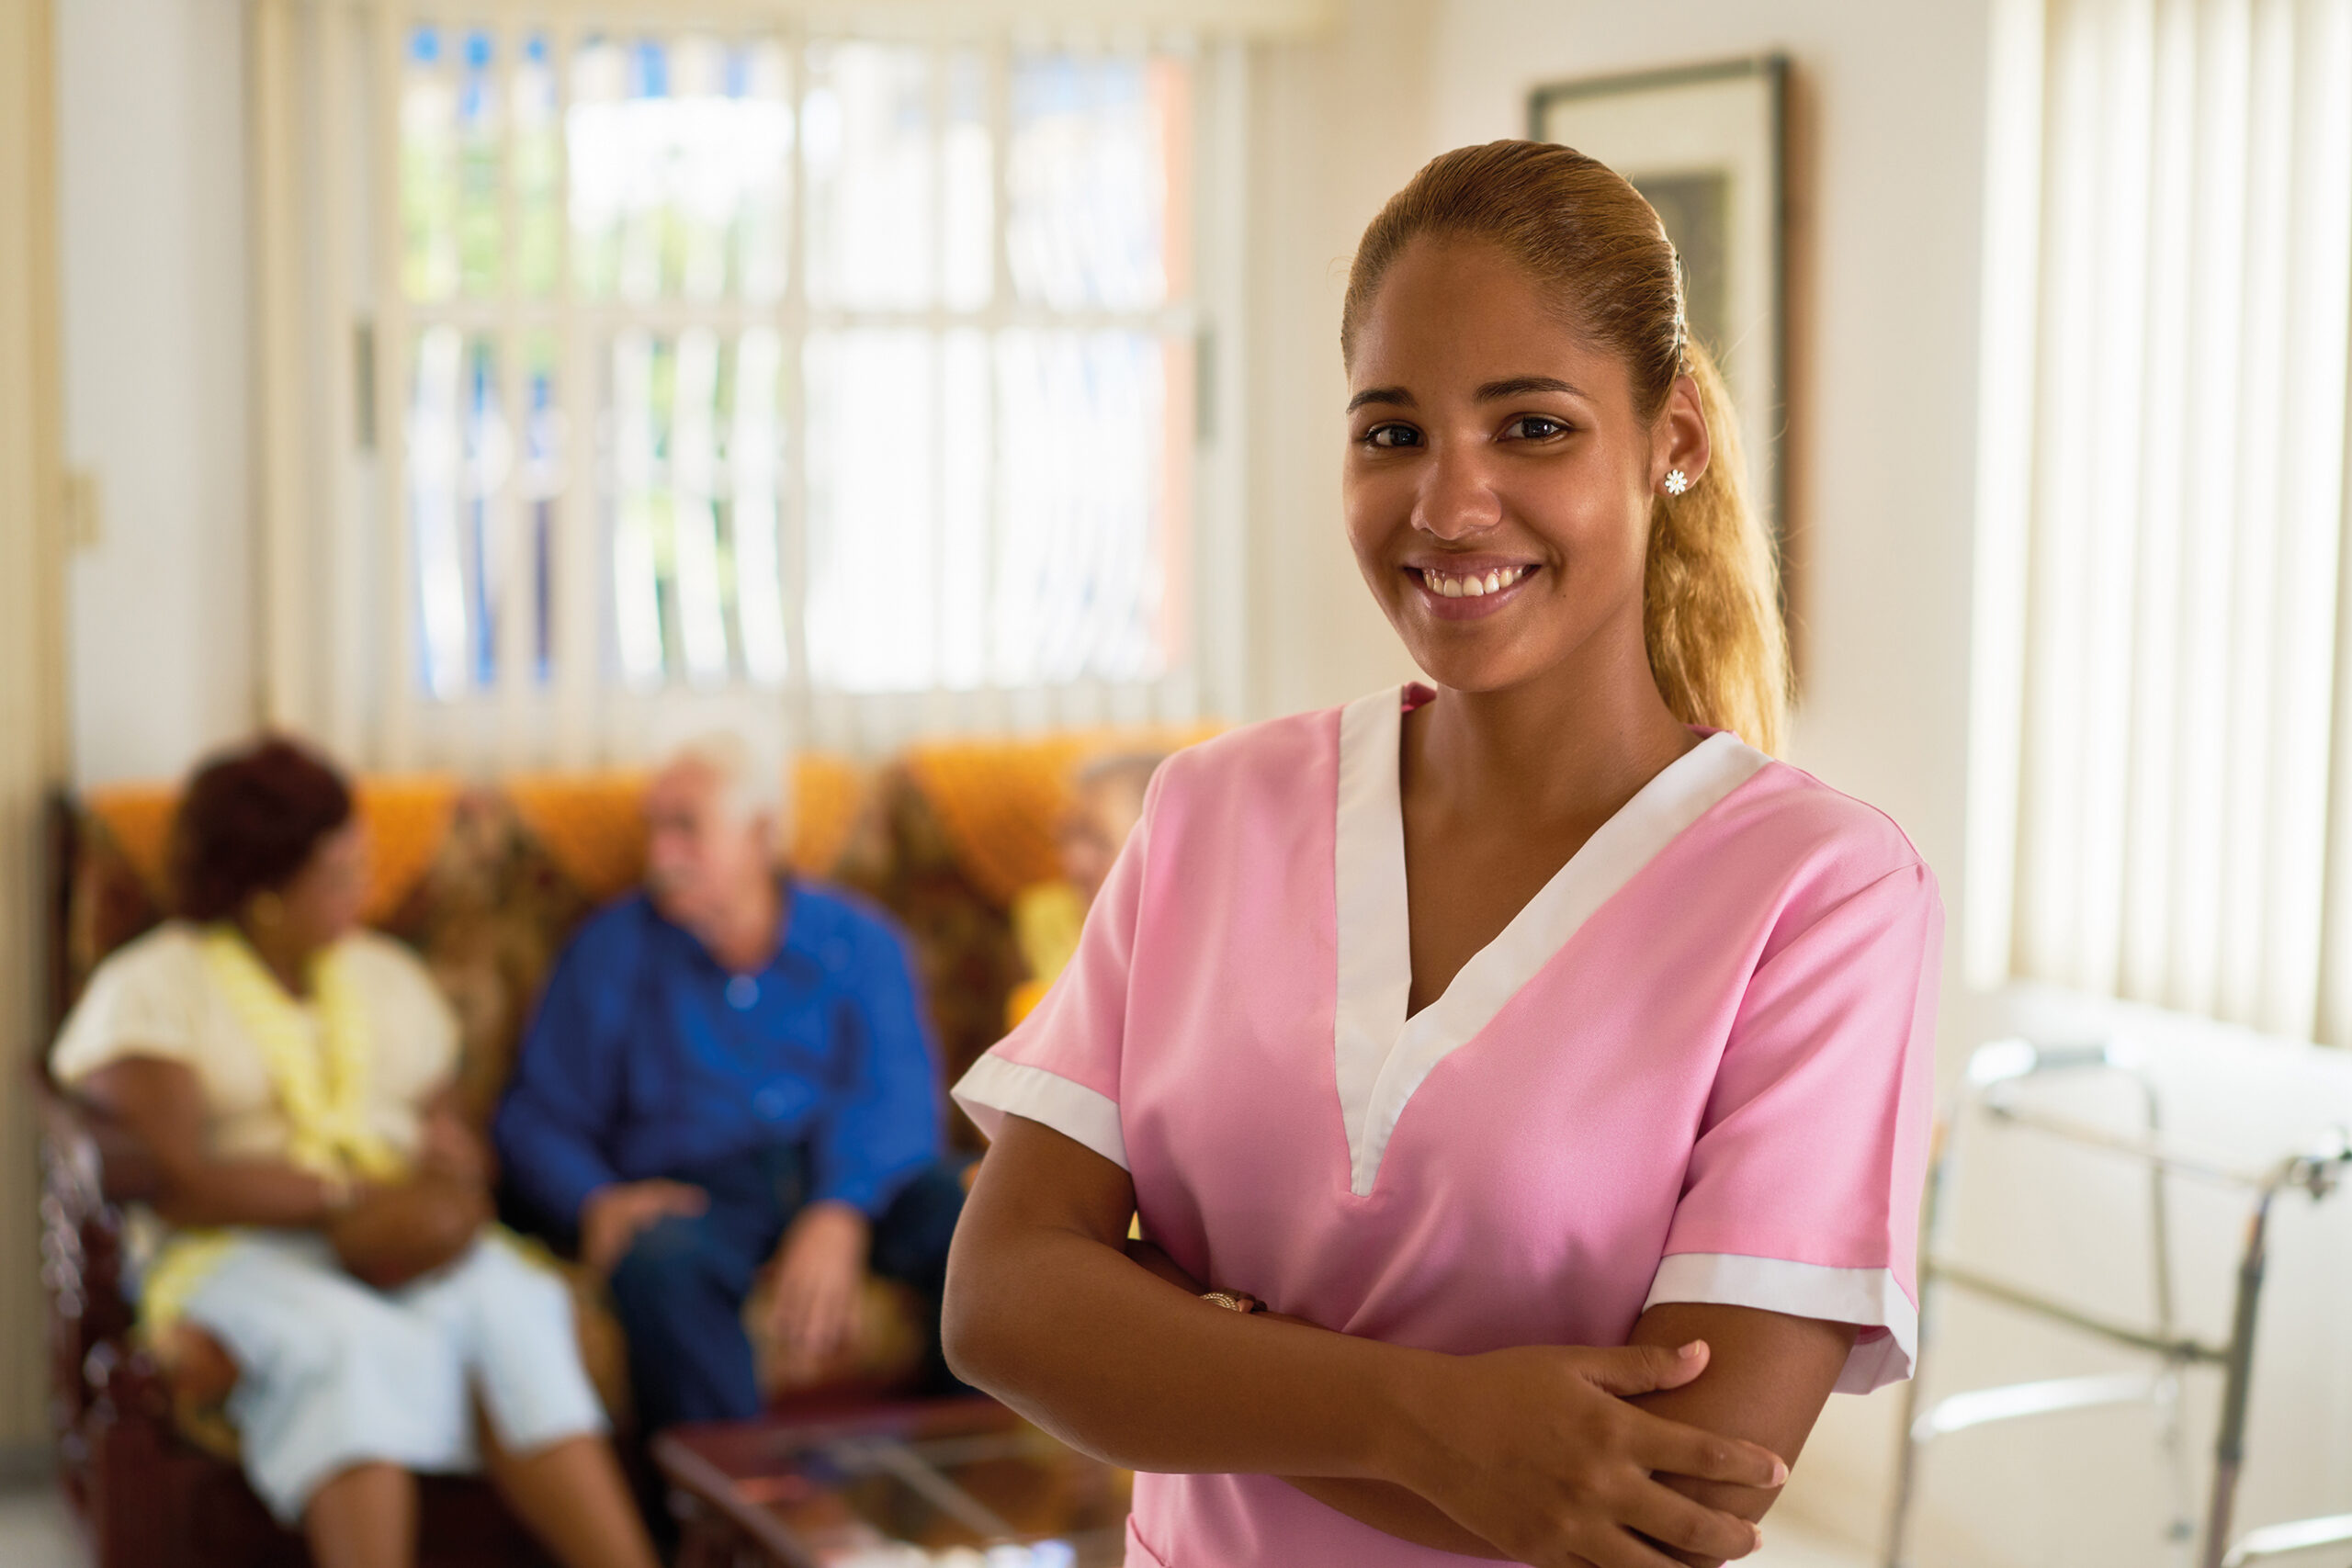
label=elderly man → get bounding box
[494,733,964,1429]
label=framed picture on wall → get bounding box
[1530,57,1790,566]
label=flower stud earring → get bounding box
[1663,468,1690,496]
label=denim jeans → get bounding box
[605,1141,968,1430]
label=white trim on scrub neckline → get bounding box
[1330,684,1774,1198]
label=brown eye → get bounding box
[1503,415,1569,441]
[1366,423,1422,449]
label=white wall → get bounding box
[57,0,254,787]
[4,0,74,1456]
[1239,0,1435,719]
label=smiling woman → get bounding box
[942,140,1940,1568]
[1339,140,1784,758]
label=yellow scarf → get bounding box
[196,924,404,1183]
[141,928,406,1337]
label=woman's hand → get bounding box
[74,1056,355,1228]
[1391,1339,1785,1568]
[1130,1235,1789,1565]
[416,1091,491,1186]
[329,1170,490,1291]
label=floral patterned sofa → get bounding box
[36,728,1202,1568]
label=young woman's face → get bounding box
[1343,237,1695,695]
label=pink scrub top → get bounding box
[953,685,1944,1568]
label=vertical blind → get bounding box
[1975,0,2352,1043]
[248,0,1260,773]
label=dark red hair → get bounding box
[170,737,354,921]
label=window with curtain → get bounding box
[249,4,1252,768]
[1973,0,2352,1043]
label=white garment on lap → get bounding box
[182,1229,605,1523]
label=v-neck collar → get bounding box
[1331,684,1772,1197]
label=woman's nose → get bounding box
[1411,445,1502,540]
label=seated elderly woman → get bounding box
[49,738,659,1568]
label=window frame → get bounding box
[254,3,1251,769]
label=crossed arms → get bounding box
[944,1114,1854,1568]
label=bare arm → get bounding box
[1625,1304,1853,1566]
[416,1084,493,1186]
[1131,1247,1845,1560]
[75,1056,340,1229]
[946,1117,1436,1479]
[947,1115,1786,1568]
[1118,1240,1503,1557]
[1295,1306,1849,1562]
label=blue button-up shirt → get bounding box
[494,882,943,1228]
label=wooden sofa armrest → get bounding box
[36,1072,165,1450]
[40,1077,162,1208]
[36,1077,141,1340]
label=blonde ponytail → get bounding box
[1643,337,1788,755]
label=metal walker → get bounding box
[1883,1038,2352,1568]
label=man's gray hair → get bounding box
[659,728,792,829]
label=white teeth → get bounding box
[1425,566,1530,598]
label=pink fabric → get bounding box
[956,697,1943,1567]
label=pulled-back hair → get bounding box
[1341,140,1789,754]
[171,736,355,921]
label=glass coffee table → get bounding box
[653,1399,1134,1568]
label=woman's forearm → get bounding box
[1120,1240,1500,1554]
[1282,1478,1506,1556]
[153,1159,337,1229]
[950,1124,1451,1486]
[78,1056,339,1229]
[948,1215,1446,1484]
[1624,1303,1854,1567]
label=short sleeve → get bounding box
[343,932,463,1097]
[50,929,209,1086]
[949,769,1160,1171]
[1642,861,1943,1393]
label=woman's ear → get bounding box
[1654,374,1712,493]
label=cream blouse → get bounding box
[51,922,460,1168]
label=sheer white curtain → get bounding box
[1972,0,2352,1043]
[249,0,1287,773]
